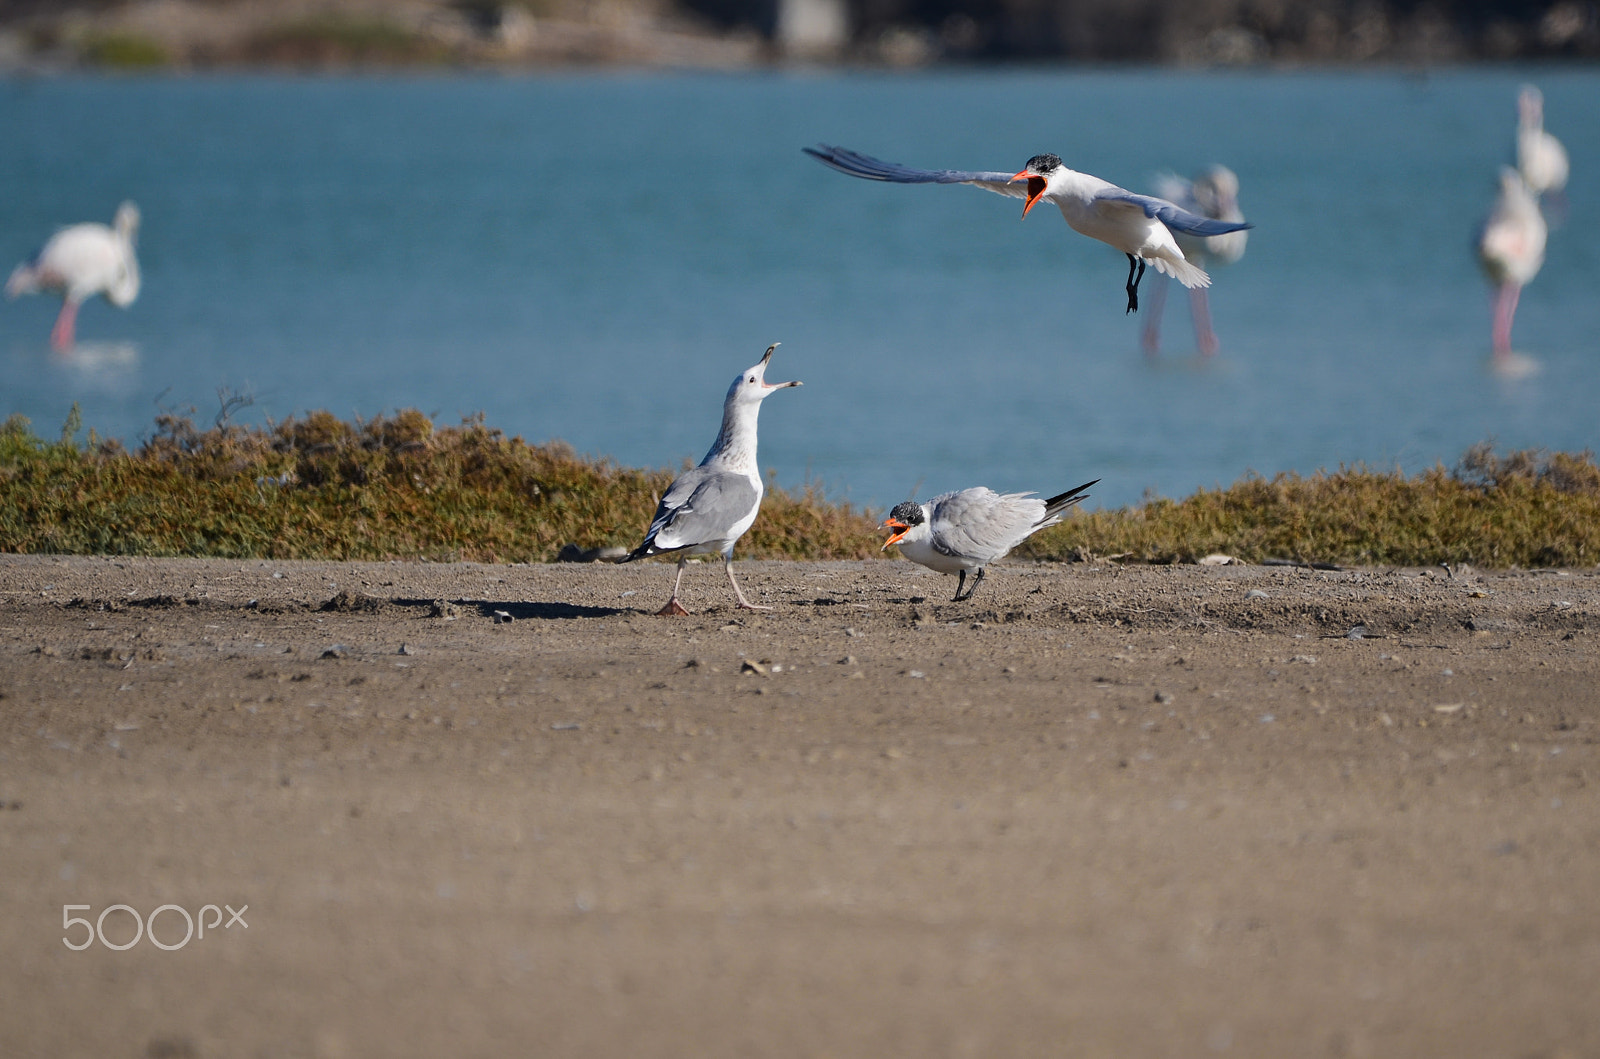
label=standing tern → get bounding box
[620,343,802,616]
[6,201,141,351]
[804,144,1251,314]
[882,480,1098,602]
[1476,167,1546,369]
[1141,166,1248,358]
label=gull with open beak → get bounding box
[804,144,1251,314]
[620,343,801,615]
[881,480,1098,602]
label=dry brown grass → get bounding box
[4,411,1597,569]
[0,408,879,563]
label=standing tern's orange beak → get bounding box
[880,518,910,549]
[1011,171,1047,217]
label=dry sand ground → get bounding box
[1,552,1597,1058]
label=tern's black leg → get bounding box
[951,570,967,602]
[1124,254,1146,314]
[954,567,986,602]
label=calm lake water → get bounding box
[1,69,1596,511]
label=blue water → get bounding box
[1,69,1596,511]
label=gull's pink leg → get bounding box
[1188,286,1219,357]
[1140,276,1169,357]
[1491,283,1521,361]
[50,299,79,352]
[654,558,690,616]
[725,556,771,611]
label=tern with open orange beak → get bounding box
[880,480,1098,602]
[804,144,1251,314]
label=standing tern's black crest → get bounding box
[888,501,925,526]
[1023,153,1063,174]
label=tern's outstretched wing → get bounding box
[1093,188,1253,238]
[625,467,760,560]
[804,145,1027,199]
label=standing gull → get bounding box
[882,480,1098,601]
[621,343,802,615]
[804,145,1251,314]
[1141,166,1248,358]
[6,201,141,351]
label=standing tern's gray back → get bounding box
[620,343,802,615]
[883,480,1098,601]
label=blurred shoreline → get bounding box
[0,0,1594,73]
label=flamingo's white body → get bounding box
[6,202,141,351]
[1516,85,1569,201]
[1477,167,1546,365]
[1141,166,1248,357]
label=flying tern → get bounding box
[882,480,1098,601]
[620,343,802,615]
[6,201,141,352]
[804,144,1251,314]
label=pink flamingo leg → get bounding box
[1491,282,1521,360]
[1140,276,1169,357]
[50,299,80,352]
[1188,286,1219,357]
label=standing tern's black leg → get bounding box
[952,570,967,602]
[953,567,986,602]
[1124,254,1146,314]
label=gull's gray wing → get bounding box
[926,488,1046,564]
[630,466,760,558]
[1092,188,1253,237]
[804,145,1028,199]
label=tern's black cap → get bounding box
[888,501,925,526]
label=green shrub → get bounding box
[2,409,1596,568]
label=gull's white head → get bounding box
[1010,153,1064,217]
[726,342,802,407]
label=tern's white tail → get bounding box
[1150,251,1210,290]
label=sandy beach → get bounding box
[2,552,1597,1056]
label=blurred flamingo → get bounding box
[1476,167,1545,369]
[1141,166,1248,358]
[6,201,141,351]
[1516,85,1568,215]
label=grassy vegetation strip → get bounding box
[0,410,878,563]
[1022,445,1600,569]
[2,411,1597,568]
